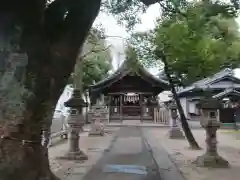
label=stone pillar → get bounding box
[168,102,185,139]
[142,96,148,117]
[194,97,228,168]
[59,89,88,160]
[88,105,106,136]
[195,120,228,167]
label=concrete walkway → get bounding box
[81,127,161,180]
[142,128,185,180]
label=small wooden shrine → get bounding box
[89,59,169,122]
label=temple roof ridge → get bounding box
[89,58,169,95]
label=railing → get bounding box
[154,107,170,124]
[42,108,90,146]
[50,115,68,139]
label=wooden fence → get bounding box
[154,107,170,124]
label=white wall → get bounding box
[188,101,200,115]
[53,84,74,118]
[158,91,172,102]
[53,84,91,119]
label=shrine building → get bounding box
[89,59,169,122]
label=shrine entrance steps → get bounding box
[110,115,153,122]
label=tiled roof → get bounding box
[212,88,240,99]
[89,59,169,93]
[177,68,237,94]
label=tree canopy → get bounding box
[81,36,112,91]
[127,0,240,149]
[131,0,240,86]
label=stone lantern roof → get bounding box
[169,102,177,110]
[64,89,86,108]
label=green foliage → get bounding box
[124,46,141,71]
[82,48,111,91]
[103,0,180,30]
[131,0,240,86]
[102,0,147,30]
[69,28,112,91]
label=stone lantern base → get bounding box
[59,150,88,161]
[169,127,185,139]
[88,123,105,136]
[194,152,229,168]
[88,119,105,136]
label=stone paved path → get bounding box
[75,127,161,180]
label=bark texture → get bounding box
[0,0,101,179]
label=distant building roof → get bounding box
[212,88,240,99]
[177,68,240,96]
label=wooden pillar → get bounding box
[120,94,123,123]
[108,95,111,123]
[90,93,97,106]
[154,95,157,123]
[140,94,143,123]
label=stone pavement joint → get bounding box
[142,128,186,180]
[140,129,162,179]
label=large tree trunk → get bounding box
[0,48,62,180]
[0,130,59,180]
[160,52,201,149]
[0,1,101,179]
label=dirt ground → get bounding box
[148,128,240,180]
[48,128,118,179]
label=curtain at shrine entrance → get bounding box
[123,93,140,105]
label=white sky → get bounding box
[93,3,240,78]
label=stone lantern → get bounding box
[194,97,229,167]
[88,104,108,136]
[168,102,185,139]
[60,89,88,160]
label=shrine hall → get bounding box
[89,59,169,122]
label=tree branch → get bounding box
[44,0,67,42]
[80,45,111,59]
[158,1,187,17]
[140,0,162,6]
